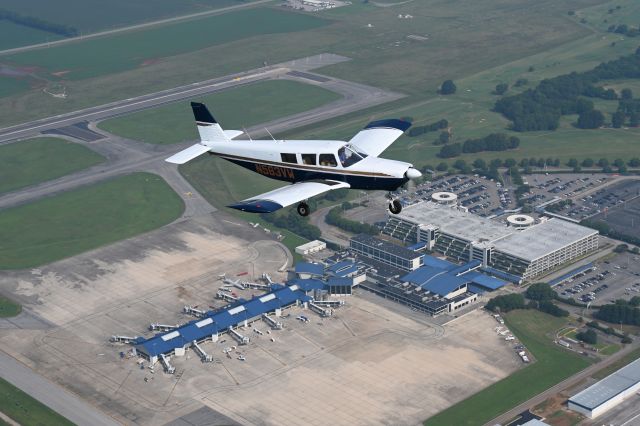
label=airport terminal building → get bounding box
[383,202,598,281]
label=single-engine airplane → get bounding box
[166,102,421,216]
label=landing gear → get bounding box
[297,201,310,217]
[388,199,402,214]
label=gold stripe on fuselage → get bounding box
[212,152,394,178]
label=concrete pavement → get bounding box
[0,351,120,426]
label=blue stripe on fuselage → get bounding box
[222,157,407,191]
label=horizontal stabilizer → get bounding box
[228,180,350,213]
[165,143,210,164]
[224,130,243,139]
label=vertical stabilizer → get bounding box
[191,102,230,143]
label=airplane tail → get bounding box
[191,102,230,143]
[165,102,242,164]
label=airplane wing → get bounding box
[165,143,211,164]
[348,119,411,157]
[228,180,350,213]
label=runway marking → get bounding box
[222,220,243,226]
[621,410,640,426]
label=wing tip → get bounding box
[364,118,411,132]
[227,200,283,213]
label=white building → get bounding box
[568,358,640,418]
[295,240,326,255]
[383,202,598,281]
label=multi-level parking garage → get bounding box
[383,202,599,281]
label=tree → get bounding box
[577,109,605,129]
[495,83,509,95]
[473,159,487,170]
[485,294,526,313]
[612,111,626,128]
[439,143,462,158]
[598,158,609,167]
[567,158,578,167]
[631,113,640,127]
[526,282,556,301]
[576,329,598,344]
[504,158,517,167]
[614,243,629,253]
[630,158,640,167]
[582,158,594,167]
[436,162,448,171]
[453,159,467,170]
[613,158,625,167]
[440,80,457,95]
[437,131,450,145]
[538,301,569,317]
[622,88,633,100]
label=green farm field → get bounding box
[576,0,640,32]
[0,377,73,426]
[0,0,257,37]
[424,310,591,426]
[3,8,328,82]
[0,172,184,269]
[0,0,602,128]
[98,79,341,144]
[0,137,104,195]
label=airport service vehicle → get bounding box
[166,102,421,216]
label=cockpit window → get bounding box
[319,153,337,167]
[338,144,367,167]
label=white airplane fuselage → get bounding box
[207,139,414,191]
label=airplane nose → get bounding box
[405,167,422,180]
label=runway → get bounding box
[0,54,405,212]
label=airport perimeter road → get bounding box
[0,0,273,56]
[0,351,120,426]
[484,341,640,426]
[0,54,358,144]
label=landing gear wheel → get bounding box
[297,202,310,217]
[388,199,402,214]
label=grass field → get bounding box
[0,21,63,51]
[424,310,591,426]
[0,137,104,195]
[0,376,73,426]
[0,75,31,98]
[0,296,21,317]
[592,347,640,380]
[0,0,599,127]
[3,8,328,82]
[0,0,256,37]
[286,29,640,168]
[0,172,184,269]
[98,79,341,144]
[577,0,640,32]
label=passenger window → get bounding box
[281,153,297,164]
[301,153,316,165]
[319,154,337,167]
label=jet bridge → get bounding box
[160,353,175,374]
[183,305,206,318]
[192,341,213,362]
[229,327,250,345]
[262,313,283,330]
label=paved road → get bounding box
[0,351,120,426]
[0,54,404,212]
[0,53,383,144]
[0,0,273,56]
[484,340,640,426]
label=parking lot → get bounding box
[554,251,640,305]
[396,174,514,217]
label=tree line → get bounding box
[260,209,321,241]
[0,9,78,37]
[326,206,378,235]
[485,283,569,318]
[438,133,520,158]
[595,298,640,326]
[494,48,640,131]
[407,119,448,137]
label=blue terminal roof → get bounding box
[295,262,325,276]
[327,261,353,273]
[327,277,353,287]
[402,267,450,286]
[421,274,469,297]
[449,260,482,275]
[465,272,507,290]
[136,285,311,358]
[480,266,523,283]
[288,278,326,292]
[422,255,456,270]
